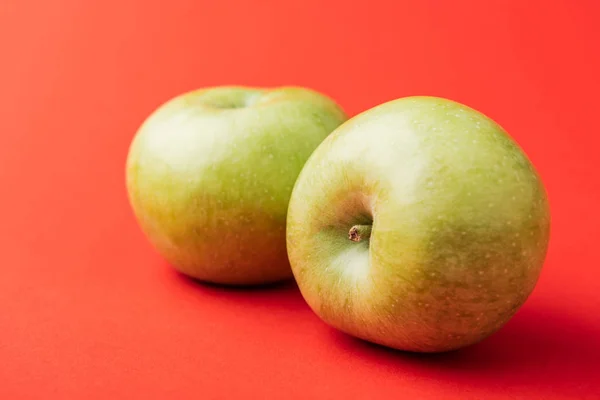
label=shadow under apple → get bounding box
[163,262,598,397]
[328,301,599,397]
[164,264,307,313]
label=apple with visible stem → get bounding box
[126,86,347,285]
[286,96,551,352]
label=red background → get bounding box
[1,0,599,399]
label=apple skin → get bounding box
[126,86,347,285]
[286,96,551,352]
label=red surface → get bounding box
[1,0,599,399]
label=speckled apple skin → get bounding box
[286,96,551,353]
[126,86,347,285]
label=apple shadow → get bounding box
[175,270,295,292]
[328,302,600,397]
[165,266,308,311]
[163,264,598,396]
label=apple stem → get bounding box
[348,225,372,242]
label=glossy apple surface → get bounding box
[126,86,347,285]
[286,96,550,352]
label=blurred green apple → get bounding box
[126,86,347,285]
[286,96,550,352]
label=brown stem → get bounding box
[348,225,372,242]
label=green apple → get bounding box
[286,96,550,352]
[126,86,347,285]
